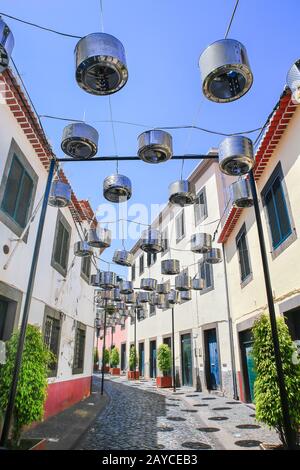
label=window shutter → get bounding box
[15,172,33,227]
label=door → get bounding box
[150,340,157,378]
[121,343,126,371]
[239,329,257,402]
[205,329,221,390]
[163,337,172,375]
[181,333,193,386]
[139,342,144,376]
[0,298,9,340]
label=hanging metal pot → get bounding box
[99,290,114,301]
[137,309,146,320]
[219,135,254,176]
[0,18,14,73]
[115,301,127,311]
[87,227,112,249]
[157,280,171,294]
[140,278,157,291]
[75,32,128,95]
[203,248,223,264]
[137,130,173,164]
[137,291,150,303]
[90,271,101,287]
[199,39,253,103]
[167,289,179,305]
[192,278,204,291]
[124,292,136,304]
[152,293,166,306]
[48,181,72,208]
[180,290,192,302]
[190,233,212,253]
[287,59,300,104]
[168,180,195,206]
[61,123,99,159]
[99,271,117,289]
[113,287,122,302]
[113,249,133,267]
[119,280,133,295]
[161,259,180,275]
[74,241,93,257]
[230,178,253,208]
[175,273,192,291]
[140,228,163,254]
[103,174,132,202]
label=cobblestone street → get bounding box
[76,376,280,451]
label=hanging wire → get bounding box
[108,96,119,172]
[180,104,203,180]
[224,0,240,39]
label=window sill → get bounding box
[271,229,297,261]
[240,273,253,289]
[176,235,185,244]
[200,285,214,295]
[51,260,67,278]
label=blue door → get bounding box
[244,341,256,402]
[206,329,220,390]
[150,340,157,378]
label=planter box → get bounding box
[102,366,110,373]
[7,438,47,450]
[127,371,140,380]
[156,376,172,388]
[110,367,120,375]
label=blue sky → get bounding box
[2,0,300,277]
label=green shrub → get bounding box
[129,345,138,371]
[157,344,172,376]
[110,347,120,368]
[103,348,110,366]
[252,313,300,447]
[94,347,99,366]
[0,324,55,447]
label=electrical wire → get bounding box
[224,0,240,39]
[108,96,119,172]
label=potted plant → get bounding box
[0,324,55,450]
[156,343,172,388]
[102,348,110,373]
[110,347,120,375]
[128,345,139,380]
[252,314,300,449]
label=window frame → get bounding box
[175,210,185,243]
[51,210,72,277]
[131,262,136,281]
[72,321,86,375]
[149,304,156,317]
[139,253,144,275]
[199,260,214,294]
[194,186,208,226]
[236,223,252,286]
[81,255,91,283]
[43,306,62,378]
[161,227,169,256]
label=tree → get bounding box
[110,347,120,368]
[0,324,55,447]
[157,344,171,376]
[129,345,138,371]
[252,313,300,447]
[103,348,110,366]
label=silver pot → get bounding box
[219,136,254,176]
[103,174,132,203]
[230,178,253,208]
[87,227,112,249]
[168,180,195,206]
[124,292,136,304]
[287,59,300,104]
[75,32,128,95]
[99,271,117,289]
[175,273,192,291]
[140,229,163,254]
[140,278,157,291]
[137,291,150,303]
[61,123,99,159]
[48,181,71,208]
[119,280,133,295]
[113,287,122,302]
[204,248,223,264]
[99,290,114,300]
[157,280,171,294]
[190,233,212,253]
[137,309,146,320]
[152,293,166,306]
[137,130,173,164]
[90,272,101,287]
[74,241,93,257]
[161,259,180,275]
[199,39,253,103]
[115,301,127,311]
[113,249,133,267]
[167,289,179,305]
[192,278,204,290]
[0,18,14,73]
[180,290,192,302]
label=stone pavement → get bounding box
[76,375,280,451]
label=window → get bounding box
[73,322,86,374]
[194,187,208,225]
[149,304,156,316]
[51,211,71,277]
[175,210,185,242]
[147,252,157,267]
[43,307,61,377]
[132,262,136,281]
[262,164,292,250]
[139,254,144,275]
[199,260,214,293]
[236,224,251,283]
[161,227,169,254]
[81,256,91,283]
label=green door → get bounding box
[239,329,257,403]
[181,333,193,386]
[245,342,256,402]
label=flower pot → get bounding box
[103,366,110,373]
[110,367,120,375]
[127,371,140,380]
[156,376,172,388]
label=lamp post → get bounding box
[171,307,176,392]
[100,300,107,396]
[134,307,137,376]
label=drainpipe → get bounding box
[222,244,239,400]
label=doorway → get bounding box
[0,298,9,340]
[163,337,172,375]
[204,328,221,390]
[239,329,256,403]
[120,343,126,371]
[139,342,145,376]
[181,333,193,386]
[284,307,300,341]
[150,340,157,378]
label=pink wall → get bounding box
[97,319,128,369]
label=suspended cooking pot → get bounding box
[115,301,126,311]
[204,248,223,264]
[199,39,253,103]
[124,292,136,304]
[161,259,180,275]
[48,181,71,208]
[99,271,117,289]
[61,123,99,159]
[175,272,192,291]
[230,178,253,208]
[167,289,179,305]
[168,180,195,206]
[157,280,171,294]
[152,293,166,306]
[119,280,133,295]
[140,278,157,291]
[190,233,212,253]
[95,318,102,329]
[140,228,163,254]
[75,32,128,95]
[192,278,204,291]
[137,291,150,304]
[74,241,93,257]
[99,290,114,301]
[219,136,254,176]
[90,271,101,287]
[113,287,122,302]
[180,290,192,302]
[113,249,133,267]
[103,174,132,203]
[0,18,14,73]
[137,309,146,320]
[87,226,111,249]
[137,130,173,164]
[287,59,300,104]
